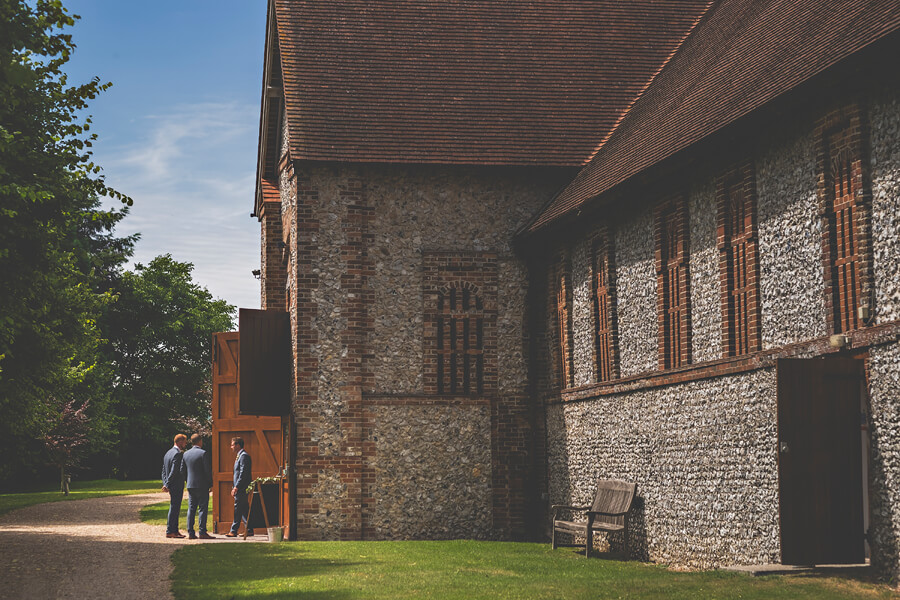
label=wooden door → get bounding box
[777,357,865,565]
[211,332,284,534]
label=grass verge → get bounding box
[141,499,189,526]
[0,479,160,517]
[172,540,899,600]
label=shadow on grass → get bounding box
[172,545,363,599]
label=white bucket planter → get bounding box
[267,527,284,543]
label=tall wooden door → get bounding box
[777,356,865,565]
[211,332,284,534]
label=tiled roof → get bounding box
[527,0,900,233]
[272,0,712,166]
[260,178,280,204]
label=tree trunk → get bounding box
[60,465,69,495]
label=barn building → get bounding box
[211,0,900,579]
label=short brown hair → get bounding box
[190,433,202,445]
[174,434,187,444]
[231,436,244,448]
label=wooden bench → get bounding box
[551,479,636,557]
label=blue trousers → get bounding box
[166,485,184,534]
[187,488,210,535]
[230,491,252,534]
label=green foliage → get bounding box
[0,478,159,517]
[103,255,235,477]
[0,0,135,481]
[0,1,234,485]
[172,541,898,599]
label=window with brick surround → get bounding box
[817,105,873,334]
[423,252,497,396]
[436,283,484,394]
[592,228,619,381]
[717,162,761,356]
[556,258,575,389]
[655,195,691,370]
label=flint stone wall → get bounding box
[546,369,780,569]
[870,87,900,323]
[867,340,900,582]
[755,125,827,348]
[615,206,657,377]
[688,179,722,363]
[373,404,492,539]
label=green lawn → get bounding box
[171,540,899,600]
[0,479,160,517]
[141,499,191,526]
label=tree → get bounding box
[0,0,133,483]
[102,255,235,477]
[42,397,91,494]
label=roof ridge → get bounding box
[580,0,719,167]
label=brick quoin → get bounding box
[292,170,324,540]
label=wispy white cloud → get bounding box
[97,102,262,311]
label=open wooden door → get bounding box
[777,356,865,565]
[211,331,284,534]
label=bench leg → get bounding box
[551,526,557,550]
[623,517,630,559]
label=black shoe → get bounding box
[188,533,197,540]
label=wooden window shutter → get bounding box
[238,308,291,415]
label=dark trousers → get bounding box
[187,488,210,534]
[230,490,252,534]
[166,485,184,534]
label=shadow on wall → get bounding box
[544,403,571,542]
[864,365,900,584]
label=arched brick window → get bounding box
[437,282,484,395]
[717,162,761,356]
[556,259,574,389]
[423,252,497,396]
[816,104,873,334]
[655,195,691,370]
[592,228,619,381]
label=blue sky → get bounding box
[64,1,268,311]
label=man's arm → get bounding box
[161,452,170,492]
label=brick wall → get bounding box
[277,162,571,540]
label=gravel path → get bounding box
[0,492,262,599]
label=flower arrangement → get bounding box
[246,475,281,494]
